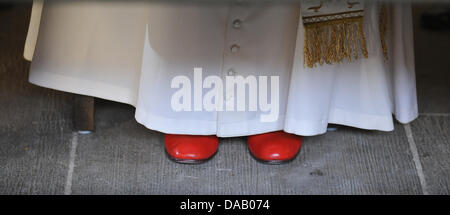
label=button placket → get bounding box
[225,0,246,76]
[224,2,246,102]
[218,0,250,128]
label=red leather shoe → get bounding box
[247,131,302,164]
[165,134,219,164]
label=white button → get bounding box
[227,69,236,76]
[230,44,240,53]
[232,19,242,29]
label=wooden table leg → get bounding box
[73,95,94,133]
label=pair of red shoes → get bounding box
[165,131,302,164]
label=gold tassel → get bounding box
[303,17,368,68]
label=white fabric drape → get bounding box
[25,1,418,137]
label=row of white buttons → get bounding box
[228,1,243,76]
[225,1,245,102]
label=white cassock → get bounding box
[25,1,418,137]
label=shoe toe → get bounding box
[165,134,219,161]
[248,131,302,162]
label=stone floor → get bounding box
[0,2,449,195]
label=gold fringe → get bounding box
[303,17,368,68]
[379,4,388,60]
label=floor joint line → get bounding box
[64,132,79,195]
[403,124,429,195]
